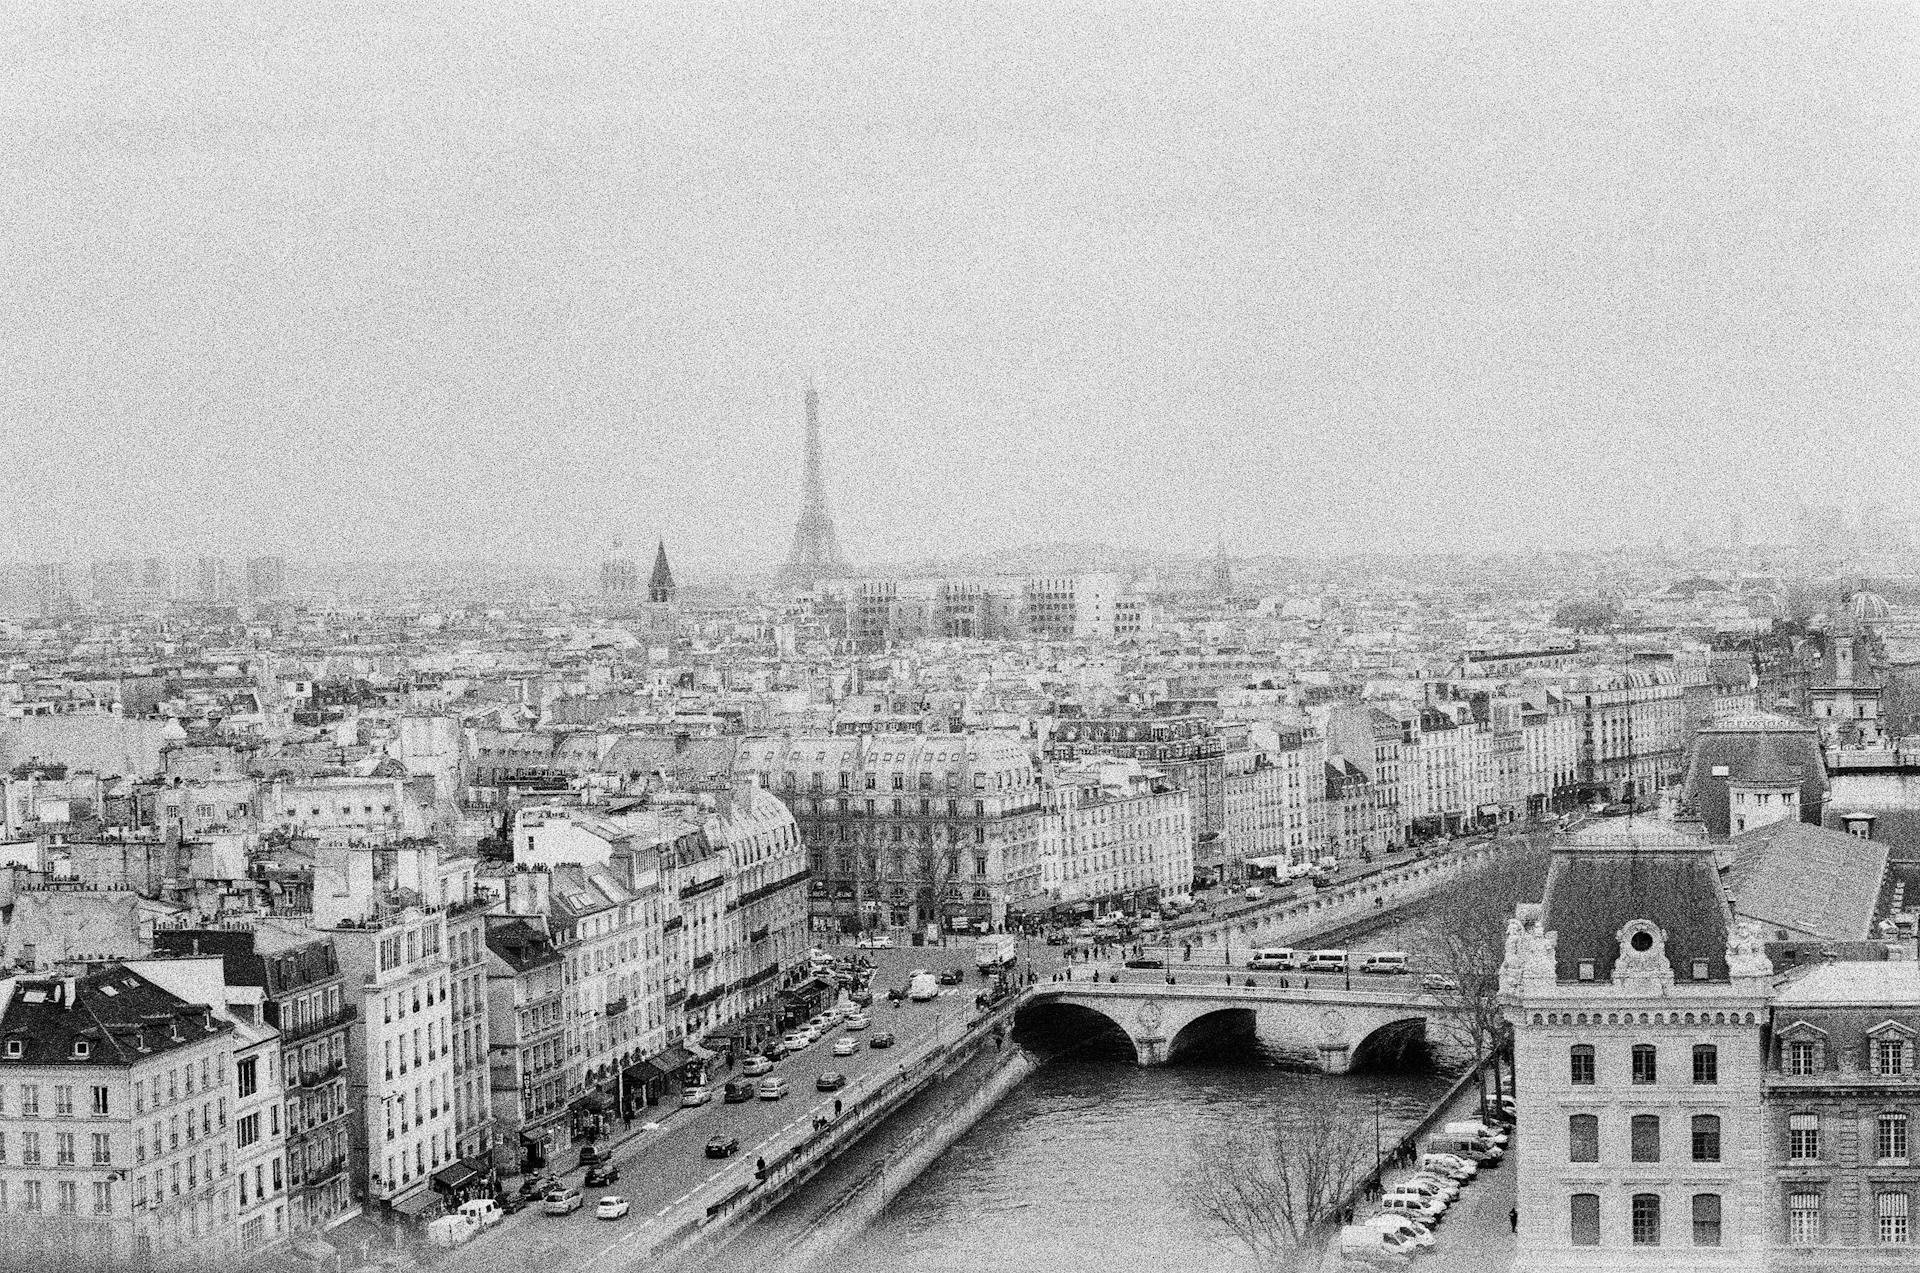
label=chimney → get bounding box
[1842,812,1877,841]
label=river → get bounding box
[825,1037,1457,1273]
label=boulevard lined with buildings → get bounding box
[2,411,1920,1272]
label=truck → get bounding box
[974,933,1017,971]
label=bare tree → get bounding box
[1176,1080,1372,1267]
[1409,839,1551,1099]
[913,834,961,934]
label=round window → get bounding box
[1630,930,1654,952]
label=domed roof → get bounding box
[1848,590,1890,623]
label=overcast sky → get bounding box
[4,2,1915,572]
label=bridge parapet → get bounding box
[1021,982,1436,1072]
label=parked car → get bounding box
[844,1013,871,1031]
[1123,957,1164,969]
[518,1174,559,1201]
[1378,1192,1446,1225]
[854,933,894,948]
[542,1187,585,1216]
[498,1192,528,1216]
[832,1037,857,1057]
[1338,1223,1419,1263]
[1303,950,1349,974]
[869,1031,896,1049]
[1420,974,1461,994]
[584,1163,621,1188]
[816,1070,848,1092]
[1362,1212,1436,1248]
[757,1076,790,1100]
[741,1055,774,1077]
[705,1135,741,1159]
[1408,1172,1461,1202]
[1419,1151,1478,1181]
[723,1079,757,1104]
[763,1039,790,1060]
[681,1085,713,1107]
[576,1145,607,1169]
[1444,1118,1510,1148]
[781,1032,808,1052]
[594,1195,630,1220]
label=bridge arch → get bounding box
[1349,1015,1429,1072]
[1165,1006,1258,1063]
[1012,998,1133,1057]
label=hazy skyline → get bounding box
[5,2,1916,573]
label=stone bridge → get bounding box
[1016,981,1436,1072]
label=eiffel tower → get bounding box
[779,382,851,587]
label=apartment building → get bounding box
[147,931,357,1235]
[1040,758,1192,909]
[483,919,568,1174]
[739,733,1045,934]
[1503,825,1774,1268]
[1765,961,1920,1267]
[0,967,239,1273]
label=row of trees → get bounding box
[1177,840,1549,1265]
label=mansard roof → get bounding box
[1539,827,1732,983]
[1725,821,1888,942]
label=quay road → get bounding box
[443,940,1064,1273]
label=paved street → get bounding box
[444,939,1025,1273]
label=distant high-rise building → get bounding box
[245,554,287,601]
[195,554,234,603]
[779,383,851,588]
[140,556,175,602]
[32,561,72,616]
[647,540,676,603]
[89,558,143,609]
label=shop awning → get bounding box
[390,1187,444,1219]
[623,1060,666,1085]
[649,1044,694,1073]
[431,1161,479,1193]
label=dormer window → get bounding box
[1578,961,1597,981]
[1869,1022,1917,1076]
[4,1039,21,1059]
[1691,960,1710,981]
[71,1041,90,1060]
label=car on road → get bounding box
[844,1013,870,1031]
[781,1031,808,1052]
[869,1030,896,1048]
[595,1196,630,1220]
[542,1187,584,1216]
[936,968,965,986]
[518,1173,559,1201]
[757,1076,790,1100]
[723,1079,756,1103]
[763,1038,789,1060]
[681,1084,713,1107]
[832,1037,857,1057]
[741,1055,774,1077]
[584,1162,621,1188]
[705,1135,741,1159]
[854,933,894,948]
[1420,974,1460,994]
[577,1144,608,1169]
[1123,957,1164,970]
[816,1070,848,1092]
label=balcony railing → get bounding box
[293,1059,346,1089]
[296,1157,346,1189]
[280,1005,356,1043]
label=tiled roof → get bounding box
[0,965,231,1067]
[1677,719,1828,838]
[1725,821,1888,942]
[1774,959,1920,1006]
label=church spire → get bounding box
[648,540,677,603]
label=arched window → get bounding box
[1632,1193,1662,1246]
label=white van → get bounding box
[1247,948,1299,971]
[426,1215,480,1248]
[456,1198,503,1229]
[1427,1132,1502,1163]
[1303,950,1348,974]
[1445,1118,1510,1148]
[1362,951,1410,975]
[908,973,939,1002]
[1243,885,1266,901]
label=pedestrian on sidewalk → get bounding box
[1510,1206,1519,1233]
